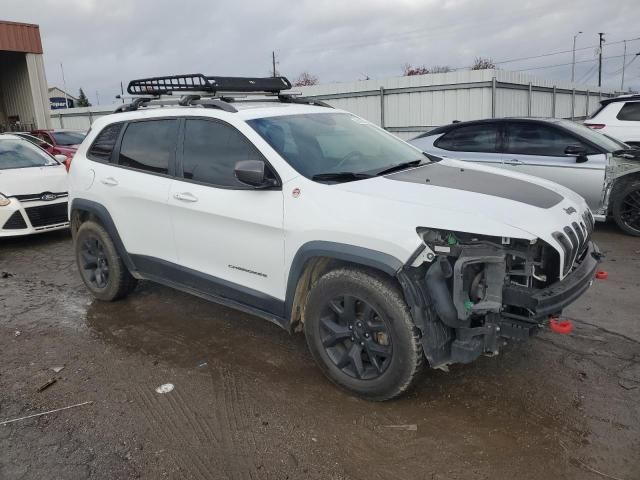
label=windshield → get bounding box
[247,113,426,180]
[52,131,86,146]
[556,119,624,152]
[0,139,58,169]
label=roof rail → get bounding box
[127,74,292,96]
[600,94,640,106]
[113,95,239,113]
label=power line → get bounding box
[513,53,627,72]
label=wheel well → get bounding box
[288,256,400,333]
[610,171,640,209]
[70,209,101,238]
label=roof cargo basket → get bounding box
[127,74,292,96]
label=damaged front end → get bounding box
[398,227,601,368]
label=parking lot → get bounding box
[0,223,637,480]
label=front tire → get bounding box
[612,178,640,236]
[74,220,137,301]
[303,268,424,401]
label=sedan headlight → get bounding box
[0,193,11,207]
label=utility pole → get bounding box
[571,31,582,83]
[620,40,627,91]
[95,91,100,105]
[60,63,69,109]
[598,32,605,87]
[272,51,276,77]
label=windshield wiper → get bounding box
[311,172,373,183]
[613,148,640,159]
[374,159,424,177]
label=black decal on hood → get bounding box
[387,164,563,209]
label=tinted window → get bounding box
[506,123,587,156]
[118,120,178,174]
[435,124,499,152]
[51,131,86,145]
[88,123,123,162]
[182,119,264,187]
[617,102,640,121]
[0,139,58,170]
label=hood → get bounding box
[0,164,68,196]
[334,158,590,242]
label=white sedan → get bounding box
[0,134,69,237]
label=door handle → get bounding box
[100,177,119,186]
[504,159,524,165]
[173,192,198,202]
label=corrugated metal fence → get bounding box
[50,70,617,140]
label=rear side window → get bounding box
[617,102,640,121]
[117,120,178,175]
[506,123,587,156]
[182,119,264,188]
[435,124,499,152]
[88,123,123,162]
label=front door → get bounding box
[168,118,285,314]
[502,122,605,210]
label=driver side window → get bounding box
[505,123,590,156]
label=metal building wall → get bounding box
[49,70,616,138]
[0,52,37,129]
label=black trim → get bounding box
[600,95,640,106]
[130,254,286,325]
[3,211,27,229]
[285,241,403,318]
[502,241,600,318]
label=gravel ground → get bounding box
[0,222,639,480]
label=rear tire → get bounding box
[611,178,640,236]
[303,268,424,401]
[74,220,137,301]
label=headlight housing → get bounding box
[0,193,10,207]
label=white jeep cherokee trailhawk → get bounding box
[69,75,601,400]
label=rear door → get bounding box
[168,117,285,311]
[502,121,605,210]
[88,118,179,263]
[431,123,506,166]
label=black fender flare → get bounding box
[70,198,137,272]
[284,241,404,319]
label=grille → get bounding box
[25,202,69,228]
[3,211,28,229]
[553,211,593,275]
[14,192,67,203]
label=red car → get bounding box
[31,129,87,161]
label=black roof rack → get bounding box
[600,94,640,106]
[127,74,292,96]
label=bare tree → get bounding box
[402,64,452,76]
[471,57,496,70]
[293,72,319,86]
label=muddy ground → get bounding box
[0,223,639,480]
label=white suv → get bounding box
[585,95,640,147]
[69,75,600,400]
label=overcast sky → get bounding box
[4,0,640,104]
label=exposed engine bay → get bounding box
[398,228,600,368]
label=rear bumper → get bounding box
[502,241,600,319]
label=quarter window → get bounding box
[117,120,178,174]
[435,125,499,152]
[616,102,640,121]
[182,119,265,188]
[88,123,123,162]
[506,123,586,156]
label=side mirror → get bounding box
[54,154,68,163]
[234,160,276,188]
[565,145,588,163]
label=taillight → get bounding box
[585,123,605,130]
[64,158,71,172]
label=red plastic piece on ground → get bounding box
[550,318,573,334]
[595,271,608,280]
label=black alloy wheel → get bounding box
[618,189,640,234]
[319,295,393,380]
[80,236,110,289]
